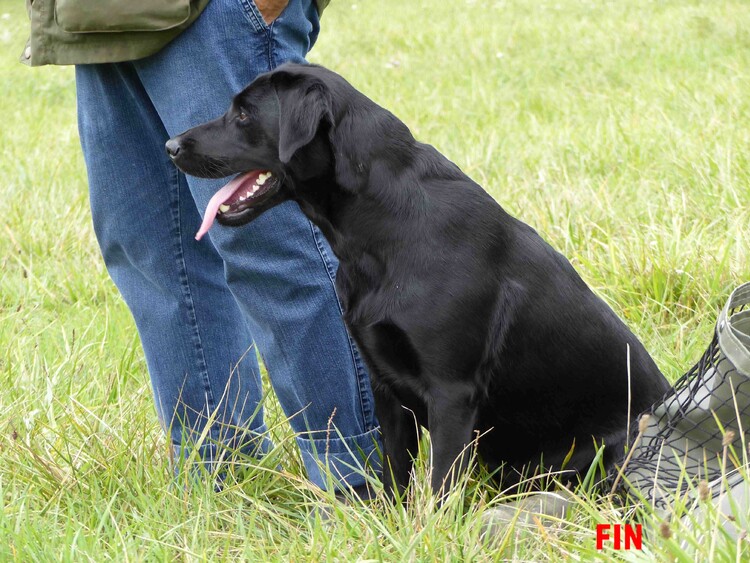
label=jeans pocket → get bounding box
[237,0,290,33]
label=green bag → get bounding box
[22,0,211,66]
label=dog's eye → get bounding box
[238,111,248,121]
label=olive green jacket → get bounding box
[21,0,328,67]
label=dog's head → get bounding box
[167,64,342,239]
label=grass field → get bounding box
[2,0,750,560]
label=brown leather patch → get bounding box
[254,0,290,25]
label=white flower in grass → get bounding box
[23,409,40,431]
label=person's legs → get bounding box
[76,0,380,489]
[76,61,273,467]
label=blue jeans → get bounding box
[75,0,380,490]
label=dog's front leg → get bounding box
[427,387,478,501]
[372,385,421,500]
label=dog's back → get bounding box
[372,152,669,485]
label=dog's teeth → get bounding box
[245,191,252,198]
[251,185,259,193]
[219,204,230,213]
[239,195,247,201]
[258,172,272,185]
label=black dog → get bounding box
[166,64,669,498]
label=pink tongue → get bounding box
[195,173,252,241]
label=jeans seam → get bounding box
[170,167,217,421]
[237,0,275,69]
[308,220,375,430]
[267,21,278,69]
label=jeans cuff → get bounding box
[296,426,382,491]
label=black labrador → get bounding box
[166,64,669,498]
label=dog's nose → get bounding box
[165,138,181,158]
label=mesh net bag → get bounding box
[618,282,750,511]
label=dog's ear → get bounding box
[275,77,333,164]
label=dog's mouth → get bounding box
[195,170,279,240]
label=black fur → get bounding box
[168,64,670,498]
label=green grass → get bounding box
[2,0,750,559]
